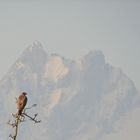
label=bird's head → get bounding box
[22,92,27,96]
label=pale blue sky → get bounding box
[0,0,140,89]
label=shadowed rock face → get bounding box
[0,42,140,140]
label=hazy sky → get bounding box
[0,0,140,89]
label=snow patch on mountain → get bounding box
[45,55,69,82]
[47,89,62,115]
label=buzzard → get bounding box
[17,92,28,115]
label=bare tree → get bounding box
[8,99,41,140]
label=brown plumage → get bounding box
[17,92,28,115]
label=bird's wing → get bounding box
[17,95,27,110]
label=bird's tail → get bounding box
[17,109,22,115]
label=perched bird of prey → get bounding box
[17,92,28,115]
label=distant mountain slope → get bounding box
[0,42,139,140]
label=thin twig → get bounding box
[22,113,41,123]
[24,104,37,110]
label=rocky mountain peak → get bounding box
[83,50,105,67]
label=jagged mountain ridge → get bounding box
[0,42,140,140]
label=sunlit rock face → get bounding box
[0,42,140,140]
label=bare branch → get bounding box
[22,113,41,123]
[24,104,37,110]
